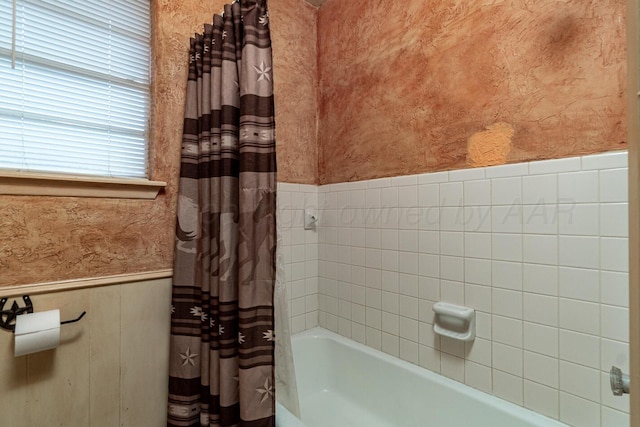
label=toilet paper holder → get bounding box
[0,295,86,332]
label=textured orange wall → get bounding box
[0,0,318,287]
[317,0,627,184]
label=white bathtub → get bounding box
[277,327,568,427]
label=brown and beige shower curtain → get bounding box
[168,1,276,426]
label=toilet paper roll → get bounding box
[14,309,61,357]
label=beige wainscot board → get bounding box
[0,272,172,427]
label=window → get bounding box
[0,0,150,179]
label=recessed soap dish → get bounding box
[432,302,475,342]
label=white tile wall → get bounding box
[311,151,629,427]
[277,183,319,334]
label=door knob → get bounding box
[610,366,630,396]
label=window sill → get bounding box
[0,171,166,199]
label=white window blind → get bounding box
[0,0,150,178]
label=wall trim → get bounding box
[0,269,173,297]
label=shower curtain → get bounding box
[167,1,280,425]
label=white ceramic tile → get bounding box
[380,187,398,208]
[601,338,629,373]
[558,236,599,269]
[351,303,366,324]
[491,177,522,205]
[418,171,449,184]
[463,180,491,206]
[492,288,523,319]
[523,234,558,265]
[380,270,399,294]
[335,301,350,322]
[465,258,492,286]
[523,264,558,296]
[365,307,381,329]
[449,167,485,182]
[419,321,439,347]
[600,203,628,237]
[366,268,382,289]
[464,232,491,259]
[350,190,366,208]
[599,168,628,203]
[493,370,523,405]
[441,336,465,358]
[524,350,559,388]
[380,250,398,272]
[419,345,441,372]
[559,267,600,303]
[381,290,399,314]
[522,174,558,205]
[418,230,439,254]
[492,233,523,262]
[351,323,366,344]
[365,327,382,350]
[367,178,392,189]
[465,361,492,393]
[440,207,464,231]
[391,175,418,187]
[400,338,420,364]
[485,162,529,178]
[558,203,599,236]
[465,338,492,366]
[492,205,522,233]
[600,271,629,307]
[441,353,465,382]
[559,298,600,335]
[602,407,629,427]
[418,206,440,230]
[581,151,627,170]
[338,317,352,338]
[600,372,630,413]
[398,230,418,252]
[523,293,558,327]
[418,276,440,301]
[524,381,559,420]
[398,273,419,297]
[398,295,419,320]
[398,251,419,275]
[529,157,581,175]
[440,256,464,282]
[398,185,418,207]
[440,231,464,256]
[600,237,628,272]
[381,332,400,357]
[601,305,629,342]
[523,322,558,357]
[440,182,464,207]
[559,329,600,369]
[381,311,399,335]
[419,253,439,278]
[558,170,598,203]
[492,315,523,347]
[523,205,558,234]
[418,184,440,207]
[399,316,419,342]
[476,312,492,340]
[559,392,600,427]
[464,206,492,232]
[433,277,461,305]
[492,261,522,290]
[465,284,491,312]
[365,288,382,310]
[559,361,600,402]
